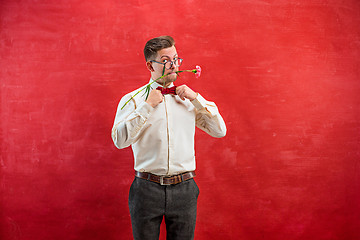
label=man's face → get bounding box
[149,45,179,86]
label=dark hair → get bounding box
[144,36,175,61]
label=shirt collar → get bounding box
[149,78,174,89]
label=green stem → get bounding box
[120,69,197,110]
[120,72,170,110]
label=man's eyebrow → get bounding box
[160,54,178,59]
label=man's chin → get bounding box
[166,75,177,83]
[155,75,177,86]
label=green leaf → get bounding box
[143,84,152,100]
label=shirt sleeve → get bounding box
[191,94,227,138]
[111,94,153,149]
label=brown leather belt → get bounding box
[135,171,196,185]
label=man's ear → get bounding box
[146,62,154,72]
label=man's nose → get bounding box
[169,61,175,69]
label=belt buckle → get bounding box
[160,176,170,186]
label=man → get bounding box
[111,36,226,240]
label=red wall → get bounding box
[1,0,360,239]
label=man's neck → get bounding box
[154,80,172,88]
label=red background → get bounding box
[1,0,360,239]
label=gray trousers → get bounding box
[129,177,200,240]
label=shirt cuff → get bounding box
[136,101,153,120]
[191,93,207,110]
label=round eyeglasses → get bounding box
[150,58,183,69]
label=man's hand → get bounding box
[176,85,198,101]
[146,89,164,108]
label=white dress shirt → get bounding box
[112,79,227,176]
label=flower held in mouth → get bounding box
[194,65,201,78]
[121,66,202,110]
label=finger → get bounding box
[179,93,185,101]
[178,88,186,96]
[176,85,186,91]
[177,91,185,100]
[176,86,186,100]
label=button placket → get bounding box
[166,95,176,175]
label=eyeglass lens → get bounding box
[165,59,182,69]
